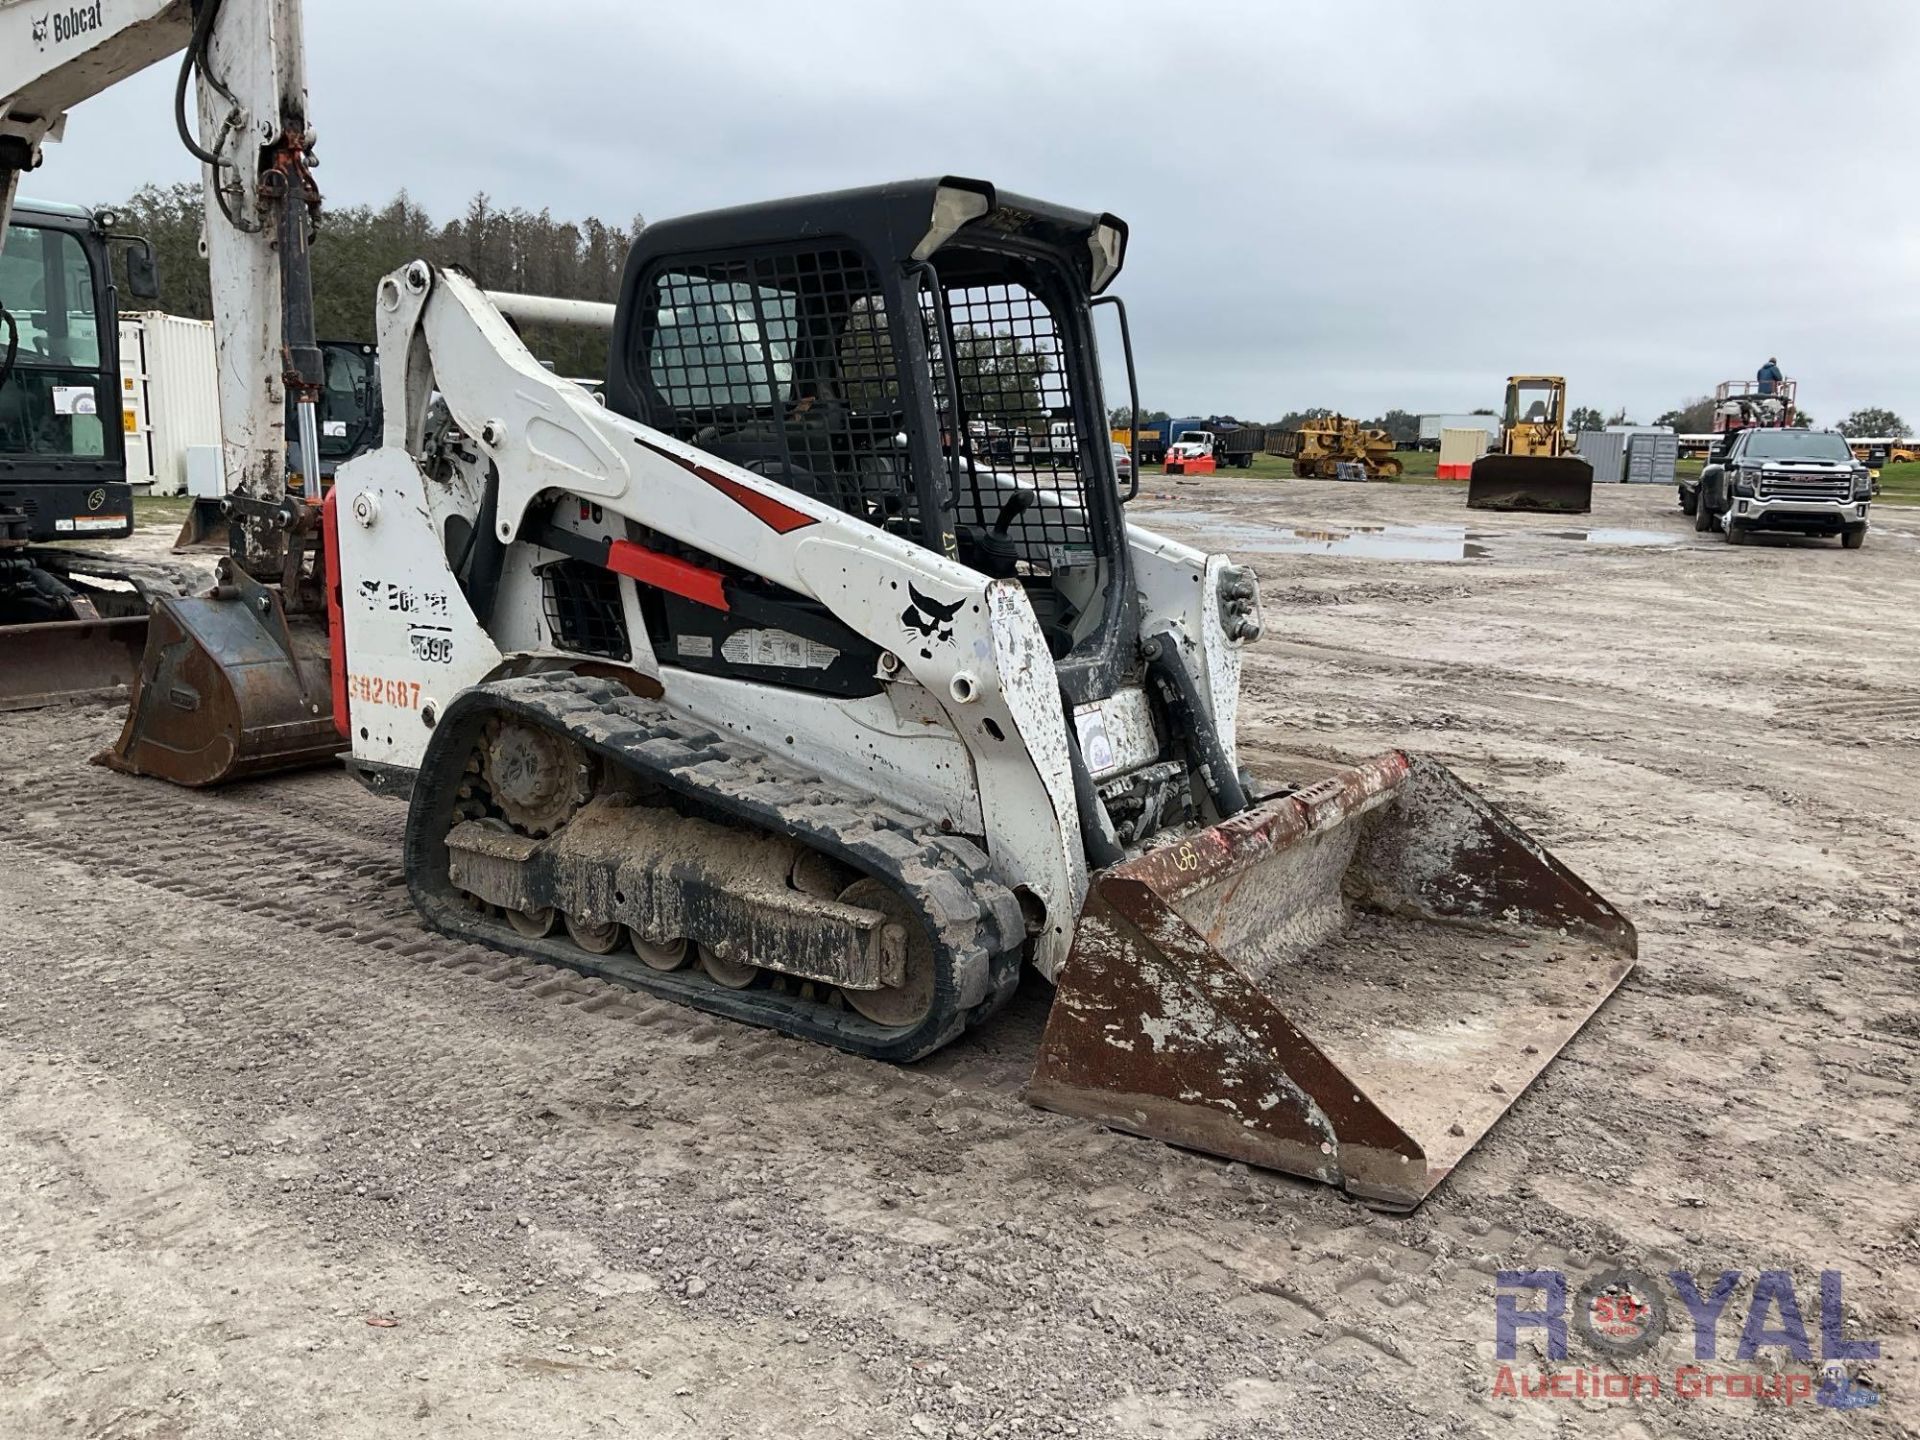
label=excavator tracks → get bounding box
[405,675,1027,1063]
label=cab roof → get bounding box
[622,176,1128,294]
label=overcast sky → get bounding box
[30,0,1920,425]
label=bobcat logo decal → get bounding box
[37,4,104,49]
[901,584,964,644]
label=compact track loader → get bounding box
[105,179,1635,1209]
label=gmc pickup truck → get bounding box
[1681,428,1873,549]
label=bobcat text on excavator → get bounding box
[2,4,1635,1211]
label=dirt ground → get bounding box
[1,480,1914,1438]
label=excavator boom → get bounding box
[2,0,339,751]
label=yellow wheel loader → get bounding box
[1467,376,1595,513]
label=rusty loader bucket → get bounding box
[98,562,343,787]
[1029,752,1635,1210]
[1466,453,1595,513]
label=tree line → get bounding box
[106,186,1912,444]
[1106,406,1434,444]
[1576,398,1909,437]
[105,182,642,379]
[105,183,1070,429]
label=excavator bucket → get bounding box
[173,498,230,552]
[1466,454,1595,513]
[1028,752,1635,1211]
[98,564,342,787]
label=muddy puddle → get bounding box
[1140,511,1683,561]
[1546,528,1683,547]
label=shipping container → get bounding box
[1574,430,1628,483]
[1418,413,1503,450]
[117,312,221,496]
[1437,427,1491,469]
[1625,431,1679,486]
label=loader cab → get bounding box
[605,177,1135,706]
[1501,375,1567,457]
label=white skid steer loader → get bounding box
[108,179,1635,1209]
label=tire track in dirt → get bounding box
[0,774,1540,1440]
[0,757,1051,1102]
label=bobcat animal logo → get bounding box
[901,584,963,644]
[32,13,49,47]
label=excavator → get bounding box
[0,195,184,706]
[1467,375,1595,513]
[2,0,1636,1211]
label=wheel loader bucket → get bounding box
[96,576,342,788]
[1028,752,1635,1210]
[1466,454,1595,513]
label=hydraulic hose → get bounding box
[0,303,17,394]
[174,0,256,233]
[173,0,227,165]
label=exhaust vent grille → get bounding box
[540,558,630,661]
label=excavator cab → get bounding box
[0,201,159,708]
[174,338,383,548]
[1467,374,1595,513]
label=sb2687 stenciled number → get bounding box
[348,673,422,709]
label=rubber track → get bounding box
[406,675,1027,1064]
[0,753,1048,1102]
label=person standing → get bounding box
[1757,357,1783,395]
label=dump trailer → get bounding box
[0,198,182,708]
[1121,422,1169,465]
[104,178,1634,1210]
[1467,375,1594,513]
[1171,416,1258,468]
